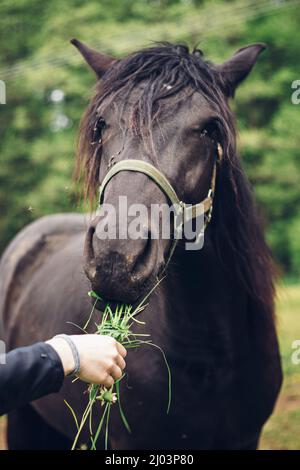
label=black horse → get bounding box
[0,41,282,450]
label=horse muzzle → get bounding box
[83,215,162,304]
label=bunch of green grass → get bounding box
[65,281,171,450]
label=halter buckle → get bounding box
[207,188,214,199]
[205,204,214,225]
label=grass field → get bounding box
[259,284,300,450]
[0,283,299,450]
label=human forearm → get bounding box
[0,342,64,416]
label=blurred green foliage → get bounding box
[0,0,299,276]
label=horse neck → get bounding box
[155,232,220,346]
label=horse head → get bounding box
[73,39,265,304]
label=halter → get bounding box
[98,144,222,270]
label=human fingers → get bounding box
[116,355,126,370]
[116,342,127,358]
[102,374,114,388]
[109,364,123,381]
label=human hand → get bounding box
[47,334,127,387]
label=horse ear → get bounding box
[216,43,266,96]
[71,39,116,78]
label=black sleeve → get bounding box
[0,342,65,416]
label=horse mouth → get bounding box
[90,295,123,313]
[90,293,142,314]
[89,273,159,312]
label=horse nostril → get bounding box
[85,225,96,259]
[83,223,99,282]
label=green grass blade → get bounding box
[116,379,131,433]
[84,298,98,330]
[64,399,79,430]
[71,397,96,450]
[66,321,88,334]
[132,275,166,316]
[90,403,109,450]
[141,341,172,414]
[105,404,111,450]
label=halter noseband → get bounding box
[98,144,222,270]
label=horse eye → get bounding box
[91,116,107,145]
[200,121,219,140]
[95,117,107,132]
